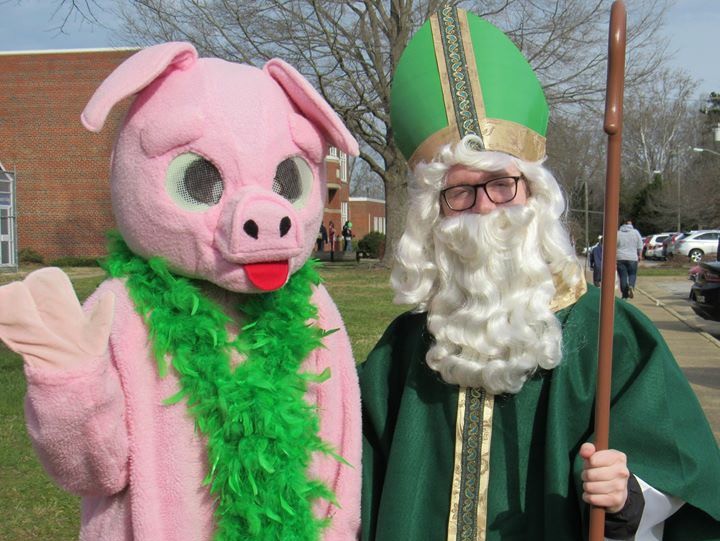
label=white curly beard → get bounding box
[424,203,566,394]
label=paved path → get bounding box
[587,268,720,444]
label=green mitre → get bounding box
[391,6,549,166]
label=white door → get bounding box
[0,174,16,268]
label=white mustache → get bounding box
[433,205,536,261]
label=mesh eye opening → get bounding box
[166,152,224,211]
[272,156,313,207]
[273,158,302,202]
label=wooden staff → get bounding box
[589,2,626,540]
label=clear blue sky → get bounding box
[0,0,717,99]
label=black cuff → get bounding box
[604,473,645,540]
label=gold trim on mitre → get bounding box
[408,118,546,168]
[458,9,487,123]
[430,13,458,135]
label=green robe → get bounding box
[359,286,720,540]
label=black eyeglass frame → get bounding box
[440,175,524,210]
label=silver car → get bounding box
[674,230,720,262]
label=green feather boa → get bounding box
[103,232,338,541]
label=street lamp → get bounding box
[692,147,720,157]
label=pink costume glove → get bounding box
[0,267,114,369]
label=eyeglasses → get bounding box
[440,176,523,211]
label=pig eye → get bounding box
[272,156,313,207]
[166,152,224,211]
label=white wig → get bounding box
[391,135,583,394]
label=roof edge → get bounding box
[0,46,140,57]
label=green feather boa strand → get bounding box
[103,232,338,541]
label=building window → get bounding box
[339,152,347,183]
[373,216,386,234]
[0,169,17,269]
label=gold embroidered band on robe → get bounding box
[447,388,494,541]
[410,6,546,168]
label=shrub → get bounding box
[358,231,386,259]
[49,256,102,267]
[18,248,44,264]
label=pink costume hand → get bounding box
[0,267,114,369]
[579,442,630,514]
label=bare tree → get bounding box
[42,0,672,264]
[615,69,706,232]
[350,157,385,200]
[545,110,607,249]
[622,69,699,183]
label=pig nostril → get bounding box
[243,220,259,239]
[279,217,291,237]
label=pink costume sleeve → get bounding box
[307,284,361,540]
[23,279,129,497]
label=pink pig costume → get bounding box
[0,43,361,540]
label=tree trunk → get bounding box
[380,156,409,267]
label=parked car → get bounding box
[644,232,673,260]
[689,260,720,321]
[641,235,650,259]
[662,231,685,259]
[688,264,702,282]
[674,230,720,262]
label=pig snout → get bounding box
[215,190,303,264]
[242,216,292,240]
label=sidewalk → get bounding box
[592,270,720,443]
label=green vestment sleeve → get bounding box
[359,286,720,541]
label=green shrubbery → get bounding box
[18,249,102,267]
[358,231,385,259]
[49,256,102,267]
[18,248,44,264]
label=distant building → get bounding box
[1,48,137,263]
[348,196,386,240]
[1,48,355,263]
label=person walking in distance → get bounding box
[616,218,643,299]
[342,221,353,252]
[588,236,603,287]
[317,222,328,252]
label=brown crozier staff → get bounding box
[590,2,627,541]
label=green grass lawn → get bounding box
[0,263,406,540]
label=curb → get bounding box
[636,286,720,349]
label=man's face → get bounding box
[440,165,528,217]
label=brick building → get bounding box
[1,48,358,263]
[348,196,386,240]
[1,48,137,263]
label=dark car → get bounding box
[689,261,720,322]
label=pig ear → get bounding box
[264,58,359,157]
[81,42,198,133]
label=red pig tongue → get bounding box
[244,261,290,291]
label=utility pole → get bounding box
[584,180,589,252]
[676,168,681,232]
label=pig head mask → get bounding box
[82,42,358,292]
